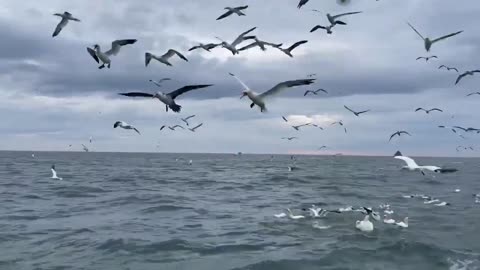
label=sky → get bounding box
[0,0,479,156]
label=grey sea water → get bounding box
[1,151,479,270]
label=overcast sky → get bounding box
[0,0,479,156]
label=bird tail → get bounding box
[145,52,153,67]
[435,168,458,174]
[169,103,182,113]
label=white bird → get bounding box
[113,121,141,135]
[149,78,171,88]
[306,205,323,217]
[216,27,257,55]
[145,49,188,67]
[52,11,80,37]
[216,6,249,20]
[274,212,287,218]
[384,210,394,215]
[455,189,461,193]
[434,202,450,206]
[310,24,335,34]
[355,215,374,232]
[188,123,203,132]
[394,151,458,175]
[424,199,440,204]
[87,39,137,69]
[383,215,396,224]
[51,165,63,180]
[407,22,463,52]
[395,217,409,228]
[181,115,196,126]
[327,11,362,26]
[277,40,309,57]
[230,73,315,112]
[188,43,220,52]
[312,221,331,230]
[286,208,305,220]
[238,37,282,52]
[81,144,89,152]
[188,160,193,165]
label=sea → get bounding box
[1,151,479,270]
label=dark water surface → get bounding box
[1,151,479,270]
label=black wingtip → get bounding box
[394,151,403,157]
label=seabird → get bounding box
[181,115,196,126]
[395,217,409,228]
[230,73,315,112]
[238,37,282,52]
[415,108,443,114]
[318,146,328,150]
[118,84,213,113]
[169,125,185,131]
[149,78,171,88]
[344,105,370,117]
[87,39,137,69]
[113,121,141,134]
[160,125,167,131]
[311,124,324,130]
[394,151,458,174]
[216,6,249,20]
[416,56,438,62]
[297,0,310,8]
[276,40,308,57]
[383,215,396,224]
[51,165,63,180]
[438,65,459,72]
[389,131,411,141]
[282,137,298,141]
[466,92,480,97]
[304,89,328,96]
[188,43,220,52]
[407,22,463,52]
[286,208,305,220]
[282,116,289,122]
[216,27,257,55]
[435,202,450,206]
[455,70,480,85]
[145,49,188,67]
[89,136,93,143]
[274,212,287,218]
[52,11,80,37]
[188,123,203,132]
[81,144,89,152]
[292,123,311,131]
[310,24,336,34]
[331,121,347,133]
[327,11,362,26]
[355,215,374,232]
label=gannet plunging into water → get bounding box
[52,11,80,37]
[113,121,141,135]
[407,22,463,52]
[216,6,249,20]
[51,165,63,180]
[87,39,137,69]
[216,27,257,55]
[229,73,314,112]
[118,84,213,113]
[145,49,188,67]
[394,151,458,175]
[355,215,373,232]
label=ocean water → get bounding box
[1,151,479,270]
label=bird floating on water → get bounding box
[52,11,80,37]
[355,215,374,232]
[51,165,63,180]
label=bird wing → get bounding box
[216,10,234,20]
[394,155,419,168]
[282,116,288,122]
[163,49,188,61]
[118,92,154,98]
[431,31,463,43]
[344,105,355,114]
[407,22,425,40]
[113,121,122,128]
[232,27,257,46]
[167,85,213,99]
[160,125,166,130]
[416,57,424,60]
[430,108,443,112]
[357,110,370,114]
[304,90,312,96]
[238,41,260,52]
[287,40,308,52]
[332,11,362,20]
[451,68,459,72]
[106,39,137,56]
[415,108,425,112]
[86,47,99,63]
[51,167,57,178]
[52,17,67,37]
[192,123,203,130]
[438,65,446,69]
[453,126,468,132]
[399,131,412,136]
[185,115,196,120]
[229,73,251,91]
[455,73,468,85]
[259,79,315,99]
[133,128,141,135]
[318,89,328,93]
[297,0,309,8]
[310,25,325,33]
[188,45,201,51]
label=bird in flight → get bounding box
[114,121,141,135]
[216,27,257,55]
[438,65,458,72]
[149,78,171,88]
[318,146,328,150]
[415,108,443,114]
[389,131,411,141]
[304,89,328,96]
[344,105,370,117]
[51,165,63,180]
[455,70,480,85]
[297,0,310,9]
[326,11,362,26]
[238,37,282,52]
[416,56,438,62]
[407,22,463,52]
[394,151,457,175]
[118,84,213,113]
[188,43,220,52]
[169,125,185,131]
[188,123,203,132]
[216,6,249,20]
[87,39,137,69]
[52,11,80,37]
[181,115,196,126]
[282,137,298,141]
[331,121,347,133]
[145,49,188,67]
[276,40,309,57]
[466,92,480,97]
[292,123,311,131]
[282,116,289,122]
[229,73,315,112]
[310,23,336,34]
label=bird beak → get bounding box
[240,93,247,99]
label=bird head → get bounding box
[93,44,100,51]
[240,91,249,99]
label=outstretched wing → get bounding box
[407,22,425,40]
[431,31,463,43]
[191,123,203,130]
[106,39,137,56]
[238,42,260,52]
[430,108,443,112]
[455,73,468,85]
[52,18,67,37]
[415,108,425,112]
[163,49,188,61]
[118,92,154,98]
[87,47,99,63]
[167,85,213,99]
[344,105,355,114]
[332,11,362,20]
[232,27,257,46]
[394,155,419,168]
[310,25,325,33]
[229,73,251,91]
[287,40,308,52]
[260,79,315,99]
[216,10,233,20]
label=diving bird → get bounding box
[181,115,196,126]
[51,165,63,180]
[326,11,362,26]
[52,11,80,37]
[292,123,311,131]
[118,84,213,113]
[415,108,443,114]
[394,151,458,174]
[216,6,249,20]
[149,78,171,88]
[389,131,411,141]
[277,40,308,57]
[407,22,463,52]
[310,24,336,34]
[188,123,203,132]
[304,89,328,96]
[344,105,370,117]
[238,37,282,52]
[416,56,438,62]
[81,144,89,152]
[438,65,458,72]
[216,27,257,55]
[282,137,298,141]
[113,121,141,134]
[455,70,480,85]
[297,0,310,8]
[145,49,188,67]
[188,43,220,52]
[230,73,315,112]
[87,39,137,69]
